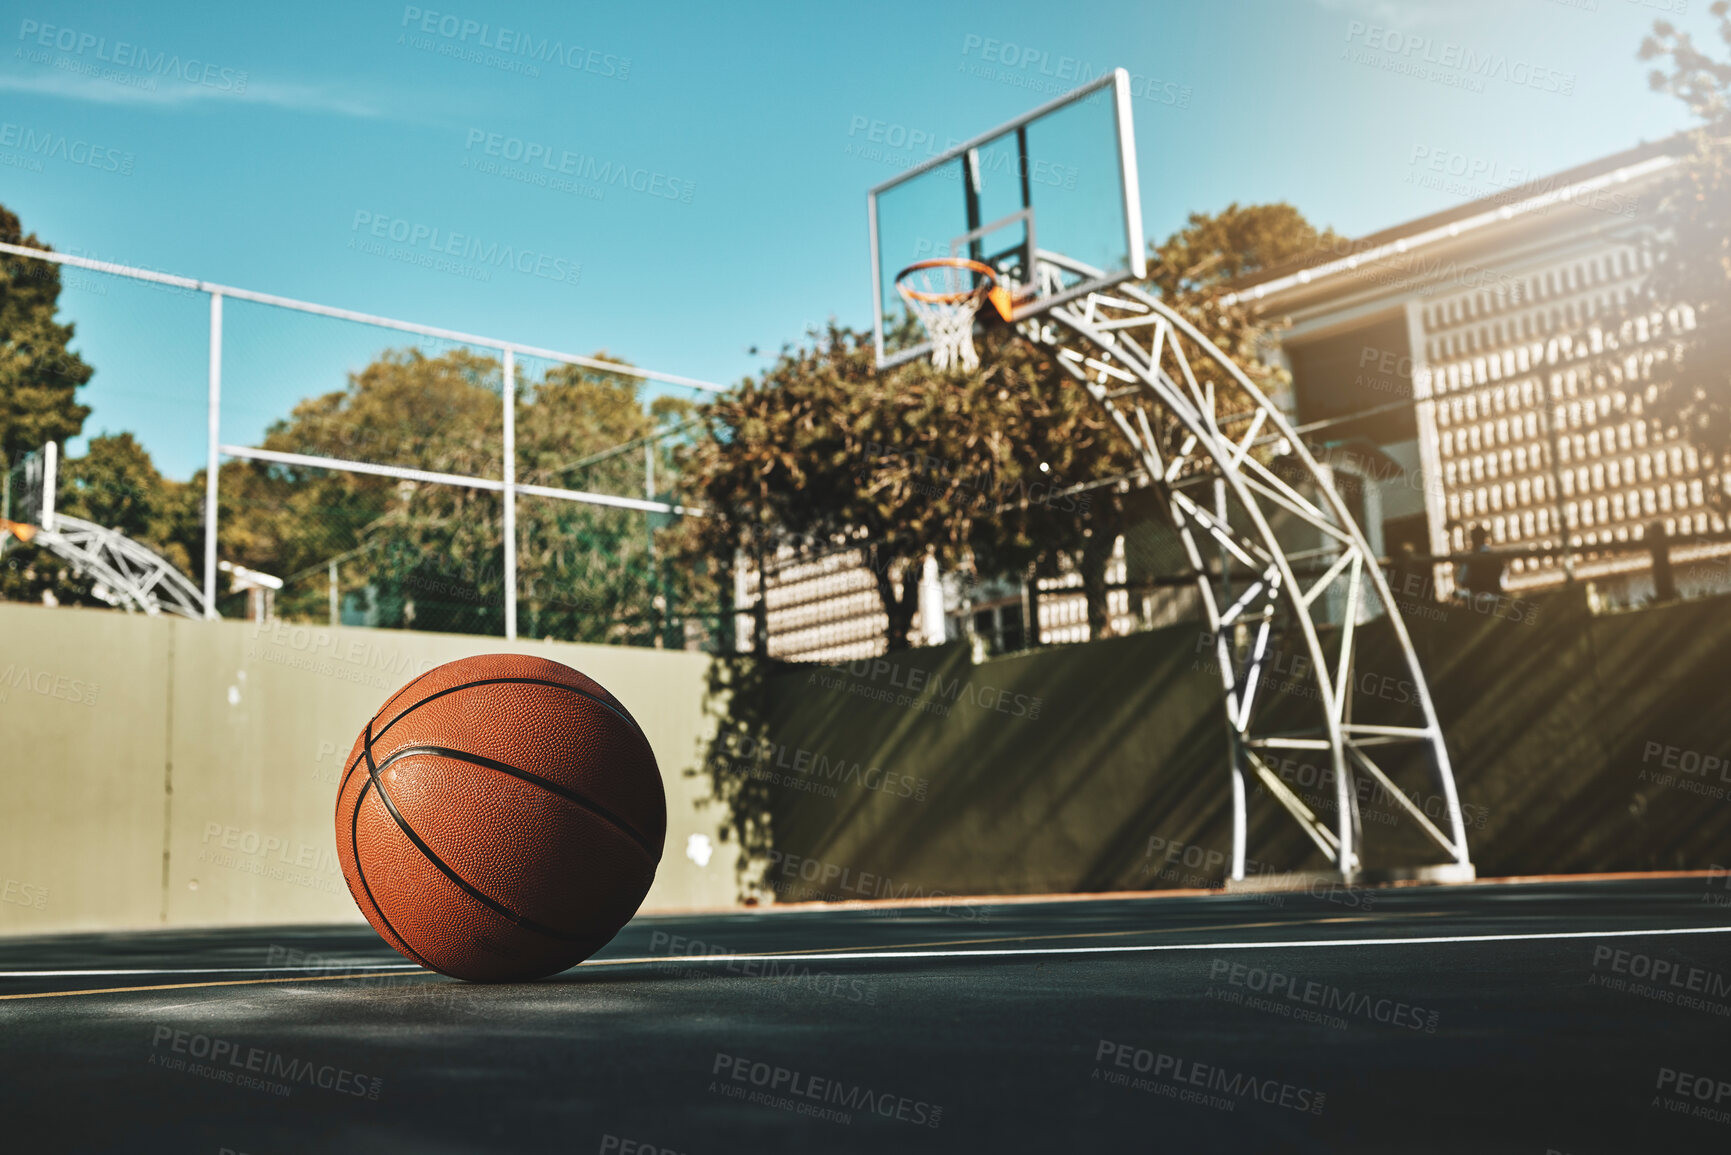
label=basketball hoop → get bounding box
[894,258,1013,373]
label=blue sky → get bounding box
[0,0,1698,478]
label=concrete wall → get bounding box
[8,587,1728,936]
[0,603,737,935]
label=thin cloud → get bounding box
[1308,0,1478,26]
[0,68,392,120]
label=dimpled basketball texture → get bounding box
[334,654,665,982]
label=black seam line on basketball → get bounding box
[361,722,593,945]
[375,676,646,748]
[373,744,656,858]
[350,772,439,974]
[376,663,445,721]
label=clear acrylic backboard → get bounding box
[868,67,1145,370]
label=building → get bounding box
[1226,136,1729,605]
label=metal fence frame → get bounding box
[0,241,722,639]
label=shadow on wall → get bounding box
[695,632,1242,904]
[695,584,1731,903]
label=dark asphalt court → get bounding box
[3,876,1730,1153]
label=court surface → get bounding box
[3,875,1730,1153]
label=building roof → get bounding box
[1222,136,1691,309]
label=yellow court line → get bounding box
[0,970,428,1002]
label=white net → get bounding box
[896,263,993,373]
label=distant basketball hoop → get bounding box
[893,258,1012,373]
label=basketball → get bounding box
[334,654,666,983]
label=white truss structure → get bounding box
[2,443,208,619]
[1019,254,1473,883]
[29,513,208,620]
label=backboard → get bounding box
[868,67,1144,370]
[4,443,56,529]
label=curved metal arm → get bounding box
[1021,255,1471,883]
[21,514,208,620]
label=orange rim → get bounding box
[894,257,1000,304]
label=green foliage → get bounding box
[678,323,1011,651]
[0,206,93,467]
[218,346,691,641]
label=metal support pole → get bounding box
[502,349,517,641]
[203,293,222,619]
[41,442,58,531]
[328,560,339,626]
[1215,476,1248,881]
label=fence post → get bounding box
[203,292,223,619]
[503,348,517,641]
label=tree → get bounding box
[959,331,1127,643]
[0,205,93,467]
[59,432,199,574]
[679,323,1009,652]
[514,356,697,645]
[216,345,688,639]
[1145,202,1342,402]
[1624,5,1731,510]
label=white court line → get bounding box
[6,924,1728,980]
[588,923,1731,967]
[0,964,423,978]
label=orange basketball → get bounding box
[334,654,665,982]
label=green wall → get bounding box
[709,587,1731,899]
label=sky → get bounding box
[0,0,1702,478]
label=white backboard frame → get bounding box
[868,67,1145,371]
